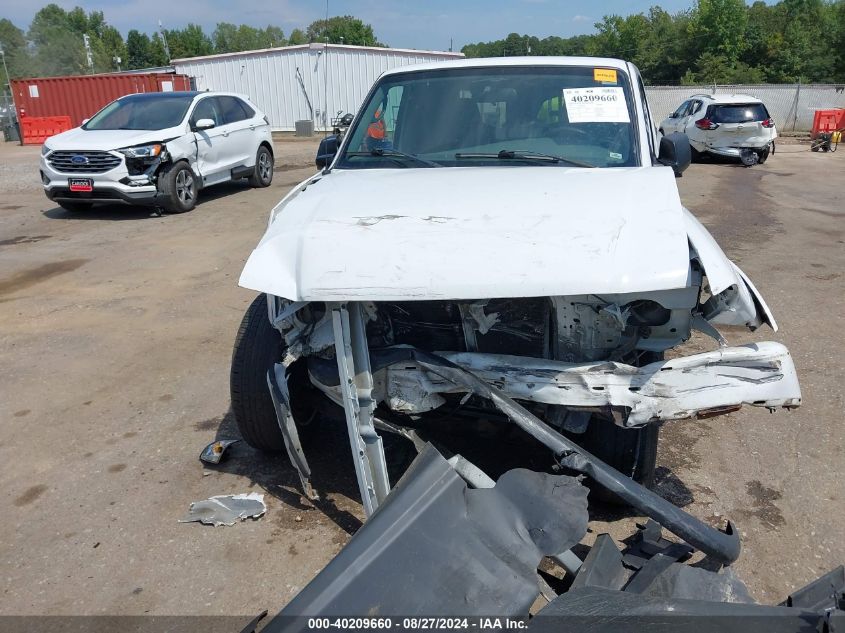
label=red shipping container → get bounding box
[811,109,845,138]
[10,72,192,129]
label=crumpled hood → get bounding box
[239,166,692,301]
[45,126,184,151]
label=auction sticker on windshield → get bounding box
[562,87,630,123]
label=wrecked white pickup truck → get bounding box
[231,58,800,541]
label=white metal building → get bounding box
[172,43,463,131]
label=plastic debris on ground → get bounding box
[179,492,266,527]
[199,438,241,464]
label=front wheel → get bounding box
[157,161,197,213]
[230,294,319,452]
[248,146,274,187]
[581,416,659,487]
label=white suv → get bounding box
[40,91,274,213]
[659,94,777,164]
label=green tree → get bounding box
[166,23,213,59]
[212,23,286,53]
[263,26,286,48]
[687,0,748,62]
[288,28,307,45]
[305,15,383,46]
[28,5,87,76]
[0,18,30,87]
[126,30,152,69]
[149,32,169,66]
[94,25,126,71]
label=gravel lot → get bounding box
[0,137,842,615]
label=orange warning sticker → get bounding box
[594,68,618,83]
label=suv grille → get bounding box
[48,150,122,174]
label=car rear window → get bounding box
[710,104,769,123]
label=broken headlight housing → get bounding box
[118,143,166,176]
[118,143,163,159]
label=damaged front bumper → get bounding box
[705,143,773,160]
[271,303,779,565]
[309,341,801,427]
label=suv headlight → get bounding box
[41,144,52,156]
[118,143,163,159]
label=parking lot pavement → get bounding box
[0,139,842,614]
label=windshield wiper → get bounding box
[347,149,443,168]
[371,148,443,167]
[455,149,595,168]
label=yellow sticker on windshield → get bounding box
[594,68,618,83]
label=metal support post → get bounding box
[330,302,390,516]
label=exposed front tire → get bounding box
[580,416,659,500]
[578,349,661,504]
[248,146,274,188]
[58,201,93,213]
[230,293,318,452]
[157,161,197,213]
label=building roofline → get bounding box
[172,43,464,64]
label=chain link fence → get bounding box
[1,93,20,141]
[645,83,845,132]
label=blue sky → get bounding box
[4,0,728,50]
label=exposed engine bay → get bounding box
[272,283,800,432]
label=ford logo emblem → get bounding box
[71,155,88,165]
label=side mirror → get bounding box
[657,132,691,177]
[340,113,354,126]
[668,112,678,119]
[315,135,339,169]
[81,118,90,125]
[193,118,215,131]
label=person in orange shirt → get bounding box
[364,105,387,151]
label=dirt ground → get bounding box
[0,137,842,615]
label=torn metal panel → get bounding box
[267,365,318,501]
[373,342,801,426]
[267,444,588,623]
[394,348,741,565]
[179,492,266,527]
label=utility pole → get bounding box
[0,47,10,92]
[0,47,13,122]
[83,34,94,74]
[158,20,171,62]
